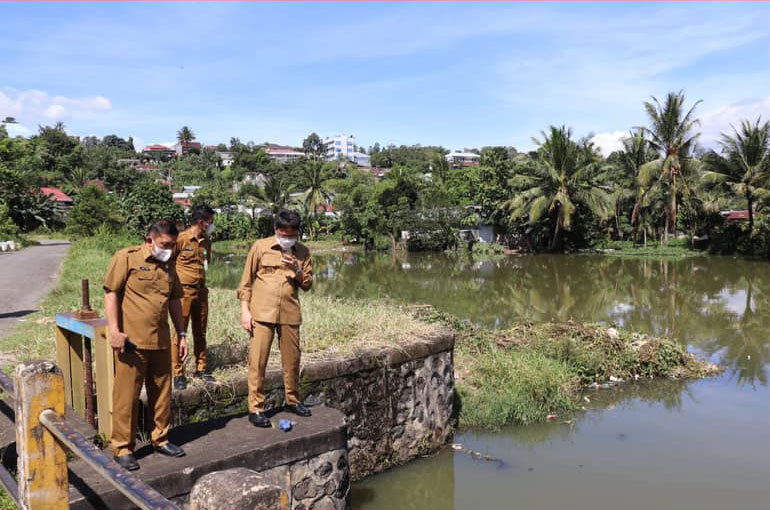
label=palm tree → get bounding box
[702,117,770,234]
[633,91,702,244]
[176,126,195,144]
[504,126,611,251]
[259,175,296,215]
[301,160,332,231]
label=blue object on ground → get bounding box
[278,419,294,431]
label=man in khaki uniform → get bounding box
[104,220,189,471]
[171,205,215,390]
[237,209,313,428]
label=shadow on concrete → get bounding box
[0,310,37,320]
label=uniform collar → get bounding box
[141,243,154,261]
[186,227,205,242]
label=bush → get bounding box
[213,212,256,241]
[0,201,19,239]
[119,181,184,236]
[65,185,122,237]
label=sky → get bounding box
[1,1,768,156]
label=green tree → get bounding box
[119,180,184,236]
[176,126,195,144]
[65,185,122,236]
[302,132,325,159]
[702,117,770,234]
[0,201,19,239]
[504,126,611,251]
[633,91,702,243]
[300,160,333,236]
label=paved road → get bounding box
[0,240,71,339]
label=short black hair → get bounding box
[147,219,179,238]
[191,204,215,223]
[274,209,301,230]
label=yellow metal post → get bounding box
[14,360,69,510]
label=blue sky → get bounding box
[1,1,768,155]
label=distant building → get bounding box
[324,135,356,161]
[216,151,234,167]
[142,144,175,161]
[720,210,750,222]
[233,172,269,192]
[368,167,389,180]
[265,144,305,163]
[116,158,141,168]
[40,187,73,206]
[446,151,481,167]
[175,141,202,155]
[352,151,370,167]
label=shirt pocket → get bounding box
[155,271,172,296]
[259,252,283,275]
[134,271,156,295]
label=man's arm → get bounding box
[238,243,259,333]
[169,298,189,362]
[298,253,313,292]
[104,291,128,353]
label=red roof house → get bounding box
[720,210,750,222]
[40,187,73,205]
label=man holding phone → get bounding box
[103,220,189,471]
[237,209,313,428]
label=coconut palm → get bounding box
[176,126,195,144]
[300,160,333,227]
[702,117,770,234]
[632,91,702,243]
[504,126,612,251]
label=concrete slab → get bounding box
[68,407,347,510]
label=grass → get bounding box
[593,239,702,259]
[427,311,719,429]
[212,238,361,256]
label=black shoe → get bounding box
[285,403,312,417]
[193,371,215,383]
[114,453,139,471]
[154,442,185,457]
[248,412,271,428]
[173,376,187,390]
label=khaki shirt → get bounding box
[237,237,313,325]
[103,244,183,350]
[175,228,211,286]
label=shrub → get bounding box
[65,185,122,237]
[119,181,184,236]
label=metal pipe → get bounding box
[81,279,92,312]
[0,464,19,507]
[39,410,181,510]
[83,337,96,429]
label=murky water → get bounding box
[213,251,770,510]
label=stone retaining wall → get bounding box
[169,330,455,480]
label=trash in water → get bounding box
[451,444,463,450]
[278,419,295,431]
[609,375,622,383]
[547,413,557,421]
[588,382,599,389]
[583,396,591,403]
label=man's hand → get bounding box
[110,329,128,353]
[281,253,299,273]
[178,337,189,363]
[241,309,253,334]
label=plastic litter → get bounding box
[547,413,557,421]
[278,419,295,432]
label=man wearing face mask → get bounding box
[171,205,215,390]
[103,220,189,471]
[237,209,313,428]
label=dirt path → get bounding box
[0,240,70,341]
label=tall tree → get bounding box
[504,126,611,251]
[302,132,325,159]
[702,117,770,233]
[176,126,195,144]
[633,91,702,243]
[300,160,333,236]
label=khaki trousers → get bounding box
[171,285,208,376]
[111,348,171,457]
[248,322,301,413]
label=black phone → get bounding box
[124,339,137,354]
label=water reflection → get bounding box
[211,251,769,384]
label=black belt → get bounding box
[182,283,203,289]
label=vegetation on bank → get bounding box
[431,312,719,429]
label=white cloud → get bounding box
[0,87,112,128]
[591,131,628,157]
[698,98,770,148]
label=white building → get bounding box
[216,151,234,167]
[446,151,481,167]
[323,135,371,166]
[265,145,305,163]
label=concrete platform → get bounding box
[68,407,347,510]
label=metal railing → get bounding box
[0,361,181,510]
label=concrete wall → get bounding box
[170,330,455,480]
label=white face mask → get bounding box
[152,245,173,262]
[205,223,215,235]
[276,236,297,251]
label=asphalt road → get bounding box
[0,240,71,339]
